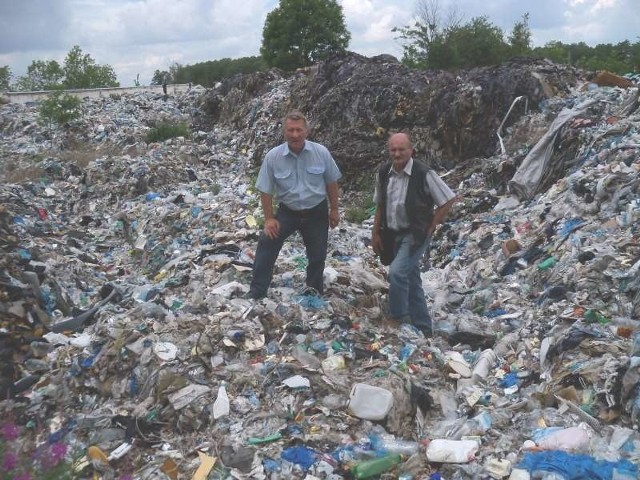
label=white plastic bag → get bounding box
[425,439,479,463]
[213,383,230,419]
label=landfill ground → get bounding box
[0,58,639,480]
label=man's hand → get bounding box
[329,209,340,229]
[263,218,280,239]
[371,231,383,255]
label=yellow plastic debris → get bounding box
[192,451,216,480]
[245,215,257,227]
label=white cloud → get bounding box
[1,0,638,87]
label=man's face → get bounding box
[388,135,413,170]
[284,118,308,154]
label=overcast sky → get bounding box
[1,0,638,87]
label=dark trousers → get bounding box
[250,200,328,296]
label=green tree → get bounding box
[509,12,531,56]
[261,0,351,71]
[448,16,508,68]
[0,66,11,90]
[533,41,569,64]
[395,1,508,69]
[38,89,82,138]
[151,70,171,85]
[16,60,64,91]
[16,46,119,91]
[62,45,119,88]
[393,0,462,69]
[168,56,267,87]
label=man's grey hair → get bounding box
[283,110,309,129]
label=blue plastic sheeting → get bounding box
[557,217,585,237]
[281,446,317,470]
[517,451,638,479]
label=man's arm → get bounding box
[260,192,279,239]
[427,196,459,235]
[371,205,384,254]
[326,181,340,228]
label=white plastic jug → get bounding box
[347,383,394,420]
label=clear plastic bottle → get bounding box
[471,349,497,383]
[213,381,230,419]
[631,332,640,357]
[371,435,419,455]
[291,345,321,369]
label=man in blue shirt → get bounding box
[247,111,342,299]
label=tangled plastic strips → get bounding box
[294,293,327,310]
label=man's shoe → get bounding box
[380,316,402,330]
[415,324,433,338]
[300,287,321,297]
[244,290,266,300]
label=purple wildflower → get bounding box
[1,423,20,441]
[50,442,68,464]
[117,476,134,480]
[12,473,32,480]
[2,450,18,471]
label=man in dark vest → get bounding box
[371,133,457,336]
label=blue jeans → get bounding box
[250,200,328,297]
[387,232,432,331]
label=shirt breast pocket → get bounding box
[274,169,294,190]
[306,165,325,186]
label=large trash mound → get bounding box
[0,55,639,480]
[199,53,581,188]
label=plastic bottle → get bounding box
[399,343,417,362]
[631,332,640,357]
[213,382,230,419]
[291,345,321,369]
[471,349,497,383]
[371,435,419,455]
[351,453,402,479]
[465,410,493,435]
[538,257,557,270]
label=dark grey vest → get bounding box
[378,160,434,246]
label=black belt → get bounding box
[280,200,326,217]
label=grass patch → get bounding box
[146,120,191,143]
[344,196,376,224]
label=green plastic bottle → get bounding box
[351,454,402,479]
[538,256,557,270]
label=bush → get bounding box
[345,204,375,224]
[146,121,190,143]
[38,90,82,129]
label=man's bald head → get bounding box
[388,133,414,171]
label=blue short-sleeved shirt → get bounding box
[255,140,342,210]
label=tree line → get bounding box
[1,45,118,92]
[1,0,638,93]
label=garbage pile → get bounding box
[199,53,584,188]
[0,61,639,480]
